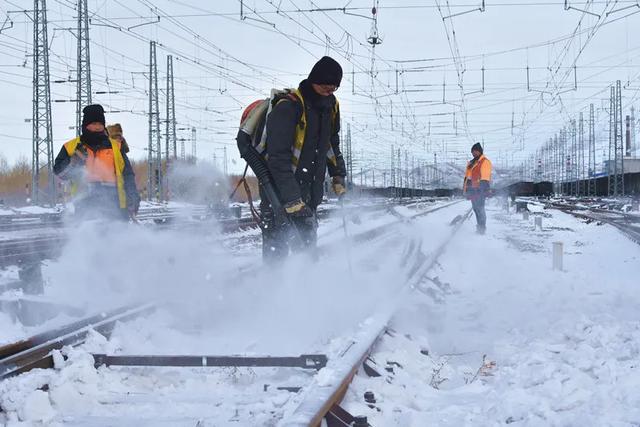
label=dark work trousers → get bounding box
[470,191,487,231]
[260,200,318,263]
[74,184,128,221]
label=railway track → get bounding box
[280,208,472,426]
[0,200,468,426]
[0,197,445,268]
[549,201,640,244]
[0,304,155,380]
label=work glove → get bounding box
[332,176,347,197]
[284,199,313,218]
[284,199,316,236]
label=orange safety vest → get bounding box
[464,155,492,192]
[63,137,127,208]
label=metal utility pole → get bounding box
[570,120,577,196]
[588,104,596,196]
[346,123,353,188]
[390,144,395,187]
[397,149,402,188]
[631,106,636,156]
[165,55,177,160]
[404,150,409,192]
[562,127,569,196]
[32,0,55,205]
[553,134,559,194]
[433,152,438,186]
[191,127,197,161]
[180,138,185,161]
[609,80,624,196]
[578,113,584,196]
[147,41,162,201]
[559,128,565,195]
[625,114,632,157]
[223,146,228,176]
[75,0,91,135]
[615,80,624,196]
[608,85,614,196]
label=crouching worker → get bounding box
[237,56,347,263]
[53,104,140,220]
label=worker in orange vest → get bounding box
[53,105,140,220]
[106,123,130,154]
[463,142,492,234]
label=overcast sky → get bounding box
[1,0,640,175]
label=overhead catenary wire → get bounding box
[1,0,639,173]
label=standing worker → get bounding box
[53,104,140,220]
[261,56,347,261]
[106,123,130,154]
[463,142,492,234]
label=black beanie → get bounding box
[82,104,106,127]
[471,142,483,154]
[308,56,343,87]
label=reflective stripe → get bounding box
[88,182,116,188]
[327,146,338,168]
[290,89,339,173]
[254,88,340,172]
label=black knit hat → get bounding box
[308,56,343,87]
[82,104,106,127]
[471,142,483,154]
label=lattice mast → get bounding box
[191,127,196,161]
[75,0,91,134]
[588,104,596,196]
[32,0,55,205]
[165,55,177,160]
[147,41,162,201]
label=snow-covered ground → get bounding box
[3,197,638,426]
[0,199,466,426]
[344,200,640,426]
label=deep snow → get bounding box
[0,198,464,425]
[2,197,638,426]
[344,199,640,426]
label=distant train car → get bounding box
[533,181,553,197]
[506,181,535,198]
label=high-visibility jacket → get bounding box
[63,137,127,209]
[464,155,492,192]
[266,88,340,173]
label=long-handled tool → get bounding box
[236,133,304,248]
[339,196,353,275]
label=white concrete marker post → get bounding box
[552,241,563,271]
[535,216,542,230]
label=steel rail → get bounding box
[0,199,467,427]
[0,304,143,360]
[0,198,453,268]
[549,202,640,245]
[280,207,472,427]
[0,303,155,380]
